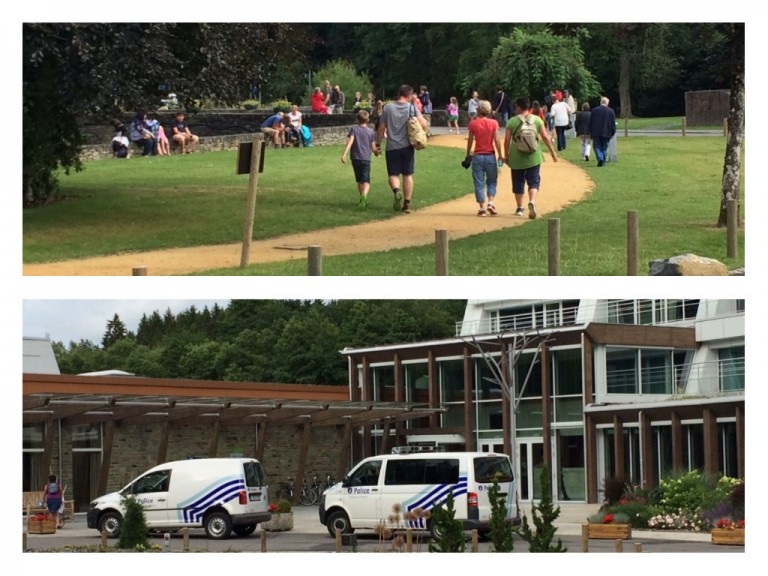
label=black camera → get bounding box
[461,155,473,169]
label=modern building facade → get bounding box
[342,299,745,504]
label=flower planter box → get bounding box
[584,523,632,540]
[711,528,745,546]
[261,512,293,532]
[28,517,57,534]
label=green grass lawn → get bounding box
[623,117,724,131]
[24,136,744,275]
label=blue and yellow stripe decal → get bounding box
[402,474,468,529]
[175,474,245,523]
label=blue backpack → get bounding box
[300,125,312,147]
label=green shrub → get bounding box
[486,477,514,552]
[658,470,736,515]
[518,465,566,552]
[313,60,372,107]
[276,499,292,513]
[428,489,465,553]
[602,476,625,505]
[118,495,149,550]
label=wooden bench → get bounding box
[23,490,75,520]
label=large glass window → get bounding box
[23,424,45,491]
[439,359,465,402]
[641,349,671,394]
[719,422,739,478]
[373,365,395,401]
[682,423,705,472]
[606,348,638,393]
[556,429,585,501]
[515,353,542,397]
[607,348,688,395]
[404,362,429,403]
[652,426,673,485]
[719,346,745,391]
[553,348,583,422]
[384,458,459,485]
[474,358,504,400]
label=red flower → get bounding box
[602,513,615,524]
[268,503,278,513]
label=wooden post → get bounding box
[335,528,342,552]
[682,117,686,137]
[406,528,413,552]
[471,529,479,552]
[634,542,643,553]
[22,532,28,552]
[308,245,323,276]
[727,199,738,258]
[627,210,639,276]
[132,266,147,276]
[183,527,190,552]
[548,218,560,276]
[435,229,449,276]
[101,531,108,550]
[615,539,624,552]
[260,529,267,552]
[581,524,589,552]
[240,139,263,268]
[624,116,628,137]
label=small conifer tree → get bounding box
[428,488,466,553]
[118,495,149,550]
[487,476,514,552]
[517,464,566,552]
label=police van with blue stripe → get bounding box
[319,449,518,538]
[87,457,271,540]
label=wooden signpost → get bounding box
[237,139,266,268]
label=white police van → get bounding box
[318,449,518,538]
[87,457,271,540]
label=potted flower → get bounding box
[28,512,57,534]
[584,512,632,540]
[271,99,292,114]
[711,518,745,545]
[261,499,293,532]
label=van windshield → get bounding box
[244,461,266,487]
[474,456,514,483]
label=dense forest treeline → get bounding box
[52,300,467,385]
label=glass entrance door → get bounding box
[518,439,544,501]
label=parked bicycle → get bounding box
[275,478,294,502]
[300,477,317,506]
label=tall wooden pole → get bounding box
[241,140,263,268]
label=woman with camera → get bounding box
[464,100,504,216]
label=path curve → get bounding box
[23,134,594,276]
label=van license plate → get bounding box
[250,493,262,502]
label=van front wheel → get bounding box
[204,511,233,539]
[326,510,353,537]
[99,511,122,538]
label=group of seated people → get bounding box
[261,105,310,149]
[111,111,199,158]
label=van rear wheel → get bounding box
[204,511,233,539]
[326,510,353,537]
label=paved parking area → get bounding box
[22,505,743,553]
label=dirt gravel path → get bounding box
[23,134,594,276]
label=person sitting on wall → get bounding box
[261,111,287,148]
[111,127,130,158]
[170,112,199,154]
[130,110,157,156]
[310,87,329,114]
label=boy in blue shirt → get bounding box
[341,110,381,209]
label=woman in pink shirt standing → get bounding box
[465,100,504,216]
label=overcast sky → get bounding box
[23,299,231,344]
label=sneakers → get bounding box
[358,195,367,210]
[528,201,537,219]
[515,207,524,216]
[487,203,498,215]
[393,190,403,211]
[402,201,411,214]
[477,209,487,217]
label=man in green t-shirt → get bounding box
[504,96,558,218]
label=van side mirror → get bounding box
[341,475,350,488]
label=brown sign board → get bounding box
[236,141,265,175]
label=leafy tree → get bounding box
[428,489,466,553]
[476,28,601,106]
[102,314,128,349]
[23,23,306,204]
[517,464,566,552]
[487,476,515,552]
[118,495,149,550]
[313,60,373,107]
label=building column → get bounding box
[584,414,598,503]
[703,408,718,477]
[292,419,312,507]
[463,347,475,451]
[337,419,353,482]
[670,411,683,472]
[501,343,512,459]
[157,421,170,464]
[540,346,552,489]
[361,356,371,458]
[639,411,652,489]
[428,351,438,429]
[96,420,116,496]
[613,415,625,480]
[736,405,745,478]
[41,420,55,488]
[208,420,221,458]
[394,353,404,446]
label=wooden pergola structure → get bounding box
[23,373,442,505]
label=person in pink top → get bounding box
[447,97,460,133]
[465,100,503,216]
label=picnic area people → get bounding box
[130,110,157,156]
[311,87,329,114]
[146,114,170,156]
[589,96,617,167]
[111,127,130,158]
[564,89,577,137]
[330,84,345,114]
[504,96,558,219]
[417,85,433,137]
[370,99,384,133]
[468,91,480,121]
[376,84,427,214]
[550,95,573,151]
[341,109,381,209]
[447,97,460,133]
[44,474,64,529]
[575,102,592,161]
[492,85,512,125]
[287,104,303,147]
[466,100,503,217]
[170,112,199,154]
[261,111,287,148]
[530,100,545,123]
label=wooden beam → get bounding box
[256,421,268,462]
[394,353,403,445]
[41,420,54,488]
[670,411,683,473]
[379,421,392,454]
[639,411,652,489]
[208,421,221,458]
[613,415,625,480]
[541,346,552,488]
[736,405,745,478]
[337,419,353,482]
[157,421,170,465]
[501,344,511,459]
[703,408,718,477]
[293,420,312,507]
[428,351,438,429]
[584,414,598,503]
[463,347,474,451]
[97,421,116,497]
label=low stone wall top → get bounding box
[81,125,352,162]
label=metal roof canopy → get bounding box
[22,393,445,428]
